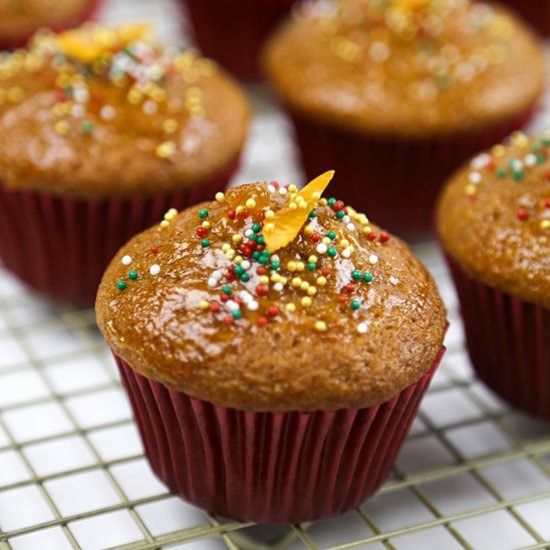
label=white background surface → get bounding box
[1,1,550,549]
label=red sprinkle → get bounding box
[346,283,356,294]
[321,267,330,277]
[209,302,220,313]
[333,200,345,212]
[257,266,266,275]
[223,315,233,325]
[220,294,229,303]
[311,233,321,243]
[227,209,237,220]
[379,231,390,243]
[367,232,377,241]
[235,298,244,306]
[545,199,550,209]
[270,181,280,189]
[150,246,158,254]
[225,272,234,281]
[195,227,207,238]
[267,305,279,318]
[486,160,496,170]
[339,296,348,304]
[256,284,268,297]
[516,208,529,221]
[257,316,268,327]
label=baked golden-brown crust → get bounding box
[96,181,447,412]
[0,25,250,199]
[0,0,92,41]
[262,0,546,137]
[437,131,550,308]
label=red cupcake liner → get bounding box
[115,348,445,524]
[289,107,536,240]
[0,160,238,307]
[179,0,296,81]
[445,254,550,419]
[497,1,550,36]
[0,0,104,51]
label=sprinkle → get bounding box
[81,120,93,135]
[364,272,373,282]
[379,232,390,243]
[316,243,328,254]
[128,271,138,280]
[246,199,256,209]
[301,297,312,307]
[369,254,379,265]
[541,220,550,229]
[357,322,368,334]
[208,278,217,287]
[149,264,161,276]
[274,282,283,292]
[286,303,296,312]
[163,119,179,134]
[315,321,327,332]
[352,270,362,280]
[199,209,209,219]
[389,276,399,285]
[117,281,127,291]
[307,286,317,296]
[257,316,268,327]
[156,141,176,159]
[316,276,327,286]
[468,171,482,184]
[100,105,116,121]
[267,305,279,317]
[516,208,529,221]
[232,310,241,320]
[351,300,361,310]
[215,192,225,202]
[327,247,337,258]
[248,301,259,311]
[121,255,132,265]
[199,300,209,310]
[55,120,70,135]
[342,248,352,258]
[201,239,210,248]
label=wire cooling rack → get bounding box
[2,1,550,549]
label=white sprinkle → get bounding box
[346,223,355,231]
[369,254,379,265]
[369,41,390,63]
[279,187,287,195]
[241,260,251,271]
[316,243,328,254]
[470,153,490,170]
[510,159,523,171]
[267,185,276,193]
[271,254,280,262]
[207,278,217,288]
[342,215,350,224]
[212,270,223,281]
[468,171,482,184]
[71,104,85,118]
[238,290,252,302]
[357,322,368,334]
[245,229,253,237]
[274,282,283,292]
[149,264,161,276]
[524,153,537,167]
[100,105,116,121]
[226,300,239,312]
[121,255,132,266]
[73,87,89,103]
[342,247,352,258]
[389,276,399,285]
[143,100,158,115]
[247,301,259,311]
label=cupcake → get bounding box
[0,0,102,50]
[96,171,447,524]
[263,0,546,238]
[436,131,550,419]
[0,23,250,306]
[179,0,297,80]
[496,1,550,37]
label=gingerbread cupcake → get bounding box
[263,0,546,238]
[96,172,447,524]
[437,131,550,419]
[0,23,250,306]
[0,0,102,49]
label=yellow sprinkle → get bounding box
[280,277,288,285]
[160,220,170,229]
[222,243,231,252]
[288,202,297,210]
[265,210,275,220]
[246,199,256,209]
[322,237,331,245]
[296,262,305,272]
[232,234,242,244]
[301,297,312,307]
[491,144,506,157]
[308,255,317,263]
[215,192,225,202]
[163,119,179,134]
[156,141,176,159]
[315,321,327,331]
[54,120,70,135]
[541,220,550,229]
[286,303,296,312]
[340,239,350,248]
[288,185,298,193]
[164,208,178,220]
[303,225,314,236]
[287,261,297,272]
[260,276,269,284]
[300,281,310,291]
[264,223,275,233]
[312,192,321,200]
[7,86,24,102]
[234,256,243,265]
[236,205,245,214]
[291,277,302,288]
[127,87,143,105]
[465,184,477,196]
[316,276,327,286]
[363,226,372,234]
[53,103,65,116]
[226,250,236,260]
[202,221,210,229]
[299,202,309,210]
[199,301,209,310]
[271,274,281,282]
[319,198,328,206]
[307,286,317,296]
[151,87,167,103]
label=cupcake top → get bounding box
[0,0,92,43]
[263,0,546,137]
[437,131,550,308]
[96,173,447,412]
[0,23,250,199]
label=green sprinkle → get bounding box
[327,247,337,258]
[199,209,209,219]
[258,256,268,265]
[537,155,546,164]
[257,236,265,246]
[222,285,232,295]
[117,281,127,291]
[351,300,361,310]
[270,261,280,270]
[307,262,316,271]
[364,272,373,283]
[336,211,345,219]
[327,198,336,206]
[496,168,506,178]
[309,210,316,218]
[201,239,210,247]
[251,223,261,233]
[543,137,550,146]
[513,171,523,181]
[248,234,257,241]
[234,265,245,276]
[252,251,261,260]
[241,273,250,282]
[128,271,138,280]
[327,231,336,240]
[352,270,362,280]
[232,310,241,320]
[532,144,541,153]
[81,120,93,135]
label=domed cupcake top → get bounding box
[263,0,545,136]
[0,23,249,198]
[96,174,446,412]
[437,131,550,308]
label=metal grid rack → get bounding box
[1,1,550,549]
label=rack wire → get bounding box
[1,1,550,549]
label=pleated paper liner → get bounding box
[116,347,445,524]
[445,254,550,420]
[288,107,536,241]
[497,1,550,37]
[0,160,238,307]
[0,0,105,50]
[179,0,296,81]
